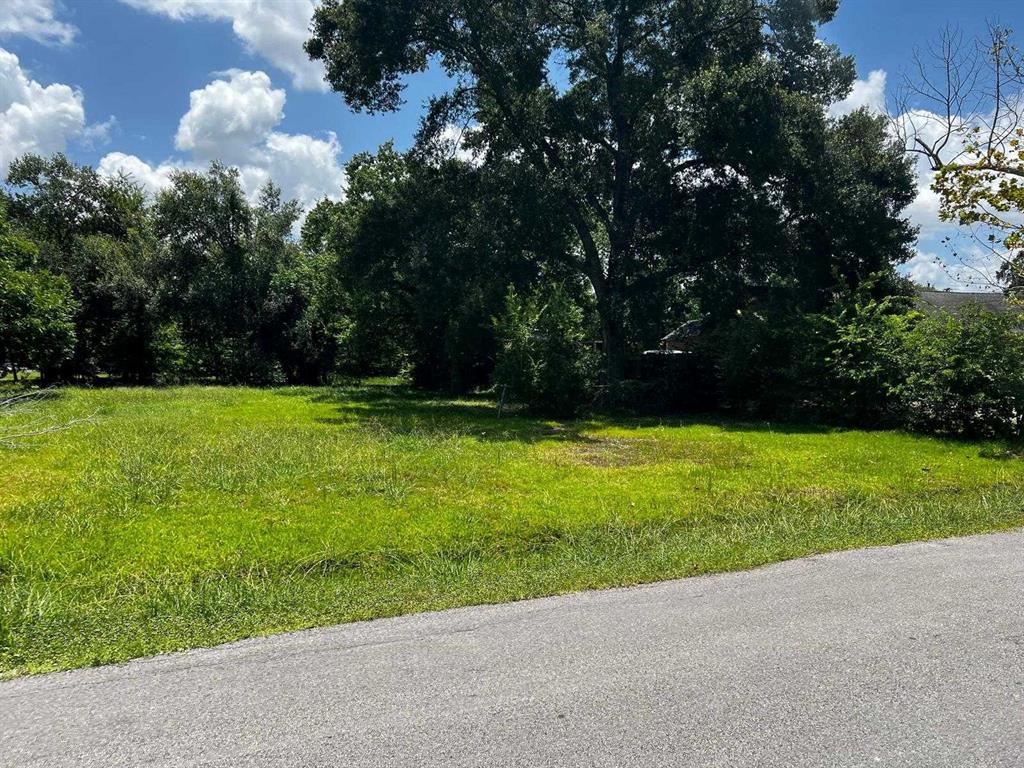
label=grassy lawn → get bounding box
[2,385,1023,677]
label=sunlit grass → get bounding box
[2,384,1022,677]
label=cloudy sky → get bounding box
[1,0,1021,289]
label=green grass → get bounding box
[2,385,1023,677]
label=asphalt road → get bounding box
[2,531,1023,767]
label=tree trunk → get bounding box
[601,309,627,384]
[578,244,631,385]
[595,271,628,385]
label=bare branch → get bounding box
[0,387,96,448]
[900,25,1024,295]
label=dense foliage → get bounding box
[2,141,1020,435]
[0,204,77,380]
[2,156,347,385]
[689,290,1024,437]
[307,0,918,381]
[492,284,598,415]
[897,307,1024,436]
[302,145,577,390]
[151,165,307,383]
[1,2,1021,438]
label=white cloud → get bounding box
[81,116,118,148]
[829,70,887,118]
[0,47,85,176]
[119,0,324,91]
[902,251,956,290]
[257,130,346,207]
[0,0,77,46]
[901,247,1007,293]
[97,152,179,195]
[175,70,285,163]
[437,123,484,165]
[903,183,943,235]
[100,70,345,223]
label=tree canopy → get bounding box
[0,202,77,380]
[308,0,916,378]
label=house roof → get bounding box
[915,289,1015,315]
[660,290,1016,345]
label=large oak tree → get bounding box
[307,0,915,380]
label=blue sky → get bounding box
[1,0,1021,288]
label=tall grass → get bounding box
[1,384,1022,677]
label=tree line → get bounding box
[2,1,1023,436]
[0,148,582,388]
[1,125,911,387]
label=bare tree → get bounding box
[896,24,1024,298]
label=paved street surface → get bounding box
[2,531,1022,767]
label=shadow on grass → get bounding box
[308,384,603,445]
[977,443,1024,461]
[714,419,1024,459]
[300,383,854,445]
[282,382,1024,458]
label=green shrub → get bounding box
[150,323,187,385]
[895,305,1024,437]
[810,292,914,427]
[713,309,810,417]
[0,262,77,380]
[694,279,1008,439]
[708,288,1024,437]
[492,285,597,414]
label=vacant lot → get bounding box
[2,385,1022,677]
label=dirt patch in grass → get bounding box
[547,436,751,469]
[555,438,649,468]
